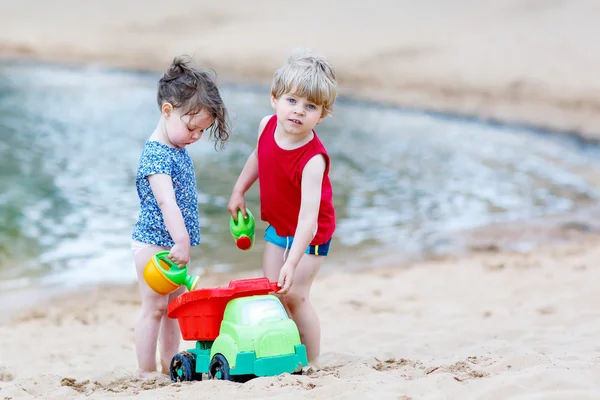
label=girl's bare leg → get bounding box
[133,245,170,378]
[159,284,186,374]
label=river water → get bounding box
[1,60,600,294]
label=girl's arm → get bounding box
[148,174,190,266]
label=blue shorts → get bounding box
[264,225,331,256]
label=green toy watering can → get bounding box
[230,208,255,250]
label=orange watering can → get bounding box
[143,251,200,295]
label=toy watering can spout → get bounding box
[230,208,255,250]
[143,251,200,295]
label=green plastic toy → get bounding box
[171,295,307,382]
[167,278,308,382]
[230,208,256,250]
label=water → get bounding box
[1,60,600,293]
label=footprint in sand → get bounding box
[0,365,14,382]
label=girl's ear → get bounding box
[161,102,174,118]
[270,95,278,110]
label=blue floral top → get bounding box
[132,141,201,247]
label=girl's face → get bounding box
[162,104,215,148]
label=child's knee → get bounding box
[143,298,169,320]
[283,291,308,312]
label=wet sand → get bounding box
[2,1,600,399]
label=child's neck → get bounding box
[274,125,314,150]
[149,119,175,148]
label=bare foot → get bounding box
[308,357,322,370]
[138,370,167,381]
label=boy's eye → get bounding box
[287,98,296,104]
[307,104,316,110]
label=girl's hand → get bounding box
[168,242,190,268]
[227,191,247,221]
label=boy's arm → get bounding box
[229,115,272,217]
[231,151,259,197]
[284,154,327,268]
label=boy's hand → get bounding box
[168,242,190,268]
[227,191,247,221]
[277,262,295,294]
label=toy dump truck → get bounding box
[167,277,308,382]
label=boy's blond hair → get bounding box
[270,49,337,117]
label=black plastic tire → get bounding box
[208,354,231,381]
[170,351,202,382]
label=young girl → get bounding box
[227,50,337,364]
[131,55,230,379]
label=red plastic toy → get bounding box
[168,277,279,341]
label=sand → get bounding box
[3,235,600,399]
[2,1,600,399]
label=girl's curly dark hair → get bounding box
[157,55,231,149]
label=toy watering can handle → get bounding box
[232,209,248,224]
[155,250,186,269]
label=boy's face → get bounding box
[162,104,214,148]
[271,92,324,136]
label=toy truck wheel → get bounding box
[170,352,202,382]
[208,354,231,381]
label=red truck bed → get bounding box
[167,277,279,341]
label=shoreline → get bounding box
[3,37,600,328]
[3,203,600,324]
[2,48,599,145]
[3,45,600,321]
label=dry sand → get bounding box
[3,236,600,399]
[1,1,600,399]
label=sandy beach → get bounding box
[2,1,600,399]
[3,233,600,399]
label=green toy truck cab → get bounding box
[207,295,307,380]
[168,278,308,382]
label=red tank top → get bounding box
[258,115,336,245]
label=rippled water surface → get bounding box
[1,61,600,291]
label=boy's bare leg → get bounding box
[263,242,288,309]
[284,253,322,363]
[263,242,322,363]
